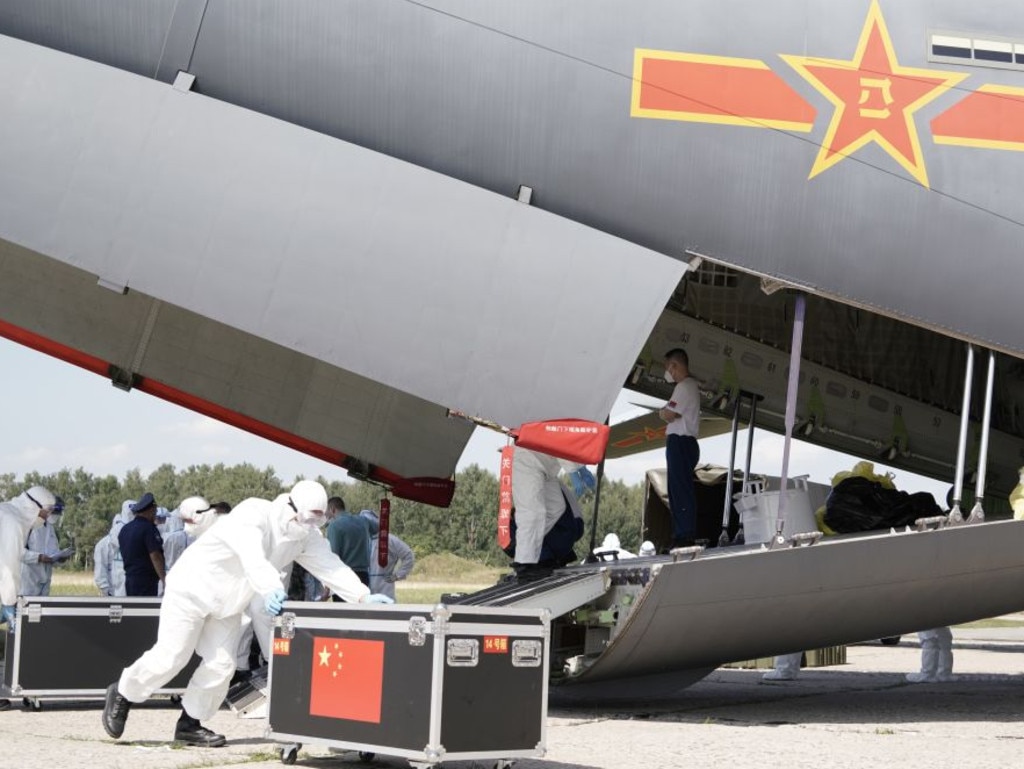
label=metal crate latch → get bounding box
[278,612,296,640]
[26,604,43,624]
[512,639,543,667]
[446,638,479,667]
[108,605,124,624]
[408,616,428,646]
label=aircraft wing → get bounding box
[605,409,734,460]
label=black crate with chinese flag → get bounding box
[267,602,550,765]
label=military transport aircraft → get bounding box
[2,0,1024,693]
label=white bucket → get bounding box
[732,480,764,530]
[741,478,817,544]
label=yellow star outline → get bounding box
[613,425,666,449]
[318,645,331,666]
[780,0,967,187]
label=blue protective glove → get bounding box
[263,589,288,616]
[361,593,394,605]
[1,604,16,626]
[569,467,597,498]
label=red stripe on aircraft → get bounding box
[0,318,110,378]
[0,317,411,490]
[635,54,816,129]
[931,86,1024,150]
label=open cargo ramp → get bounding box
[557,520,1024,694]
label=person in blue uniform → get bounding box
[118,493,166,597]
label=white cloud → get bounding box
[65,443,131,475]
[159,417,231,438]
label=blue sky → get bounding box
[0,338,949,502]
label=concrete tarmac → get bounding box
[2,623,1023,769]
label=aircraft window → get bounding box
[974,40,1013,64]
[929,31,1024,71]
[931,34,971,59]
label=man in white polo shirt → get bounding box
[659,348,701,548]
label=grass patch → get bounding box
[407,553,504,584]
[396,585,488,604]
[38,558,507,606]
[51,571,100,596]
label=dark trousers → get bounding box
[666,434,700,543]
[125,575,159,597]
[332,570,371,602]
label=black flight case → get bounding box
[2,595,195,706]
[267,602,550,767]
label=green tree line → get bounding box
[0,464,648,571]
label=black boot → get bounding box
[101,683,132,739]
[174,711,227,747]
[513,563,554,584]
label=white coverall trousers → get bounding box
[118,588,244,721]
[906,627,954,683]
[234,595,276,670]
[763,652,802,681]
[511,450,568,565]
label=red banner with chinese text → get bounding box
[497,445,515,549]
[511,419,610,465]
[377,498,390,568]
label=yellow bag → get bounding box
[815,505,837,536]
[830,460,896,490]
[1010,467,1024,521]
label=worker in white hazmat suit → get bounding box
[163,496,222,572]
[94,504,133,597]
[906,627,955,683]
[1,486,59,623]
[591,532,636,561]
[101,480,394,747]
[360,509,416,601]
[21,495,71,596]
[638,540,657,557]
[511,447,595,581]
[0,485,59,712]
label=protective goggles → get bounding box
[26,491,64,515]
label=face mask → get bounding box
[32,515,45,530]
[663,369,675,383]
[184,521,198,537]
[48,514,63,528]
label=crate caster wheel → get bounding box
[494,761,514,769]
[279,743,301,765]
[22,697,41,711]
[358,752,375,762]
[169,694,182,704]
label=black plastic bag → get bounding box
[824,476,940,533]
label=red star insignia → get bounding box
[781,0,967,187]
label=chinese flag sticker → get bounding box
[309,637,385,723]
